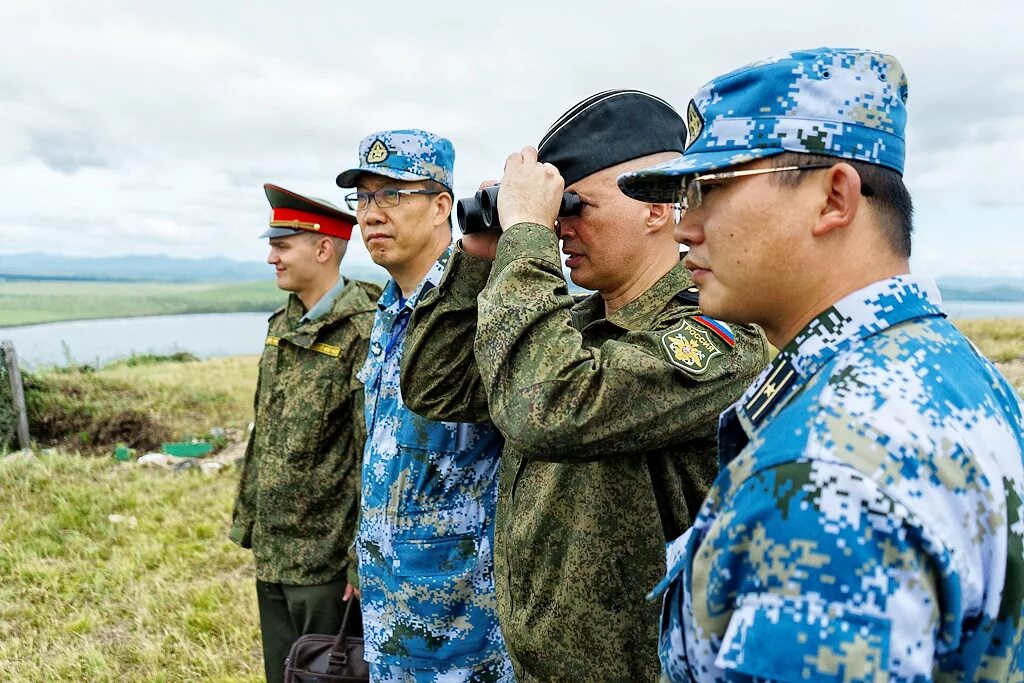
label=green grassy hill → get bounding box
[0,281,285,327]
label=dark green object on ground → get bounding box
[161,441,213,457]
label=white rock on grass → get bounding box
[136,453,175,468]
[200,461,224,476]
[107,514,138,527]
[4,449,37,462]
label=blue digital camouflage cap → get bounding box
[618,47,910,203]
[335,129,454,191]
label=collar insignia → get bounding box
[743,358,799,427]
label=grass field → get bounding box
[0,451,262,682]
[3,354,263,680]
[0,280,285,327]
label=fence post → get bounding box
[1,340,30,449]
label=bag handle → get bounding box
[328,597,361,666]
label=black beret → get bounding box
[537,90,686,188]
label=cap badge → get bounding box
[662,320,722,375]
[685,100,704,150]
[366,139,389,164]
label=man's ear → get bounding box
[813,162,861,237]
[315,236,333,263]
[433,192,454,228]
[645,202,674,234]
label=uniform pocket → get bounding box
[395,411,459,453]
[392,533,477,578]
[716,593,891,681]
[386,510,490,663]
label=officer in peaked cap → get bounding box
[231,184,381,683]
[398,91,769,681]
[620,47,1024,682]
[261,184,358,240]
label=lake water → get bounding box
[1,312,271,368]
[1,301,1022,368]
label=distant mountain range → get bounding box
[935,276,1024,302]
[0,252,1020,302]
[0,252,385,284]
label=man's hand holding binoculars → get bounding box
[496,146,565,233]
[456,146,580,258]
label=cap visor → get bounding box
[259,226,306,239]
[617,149,785,202]
[335,166,434,188]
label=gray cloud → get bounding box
[1,0,1022,277]
[31,131,109,174]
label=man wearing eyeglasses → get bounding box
[399,93,769,681]
[230,184,380,683]
[617,47,1024,682]
[335,129,512,683]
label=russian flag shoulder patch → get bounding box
[691,315,736,347]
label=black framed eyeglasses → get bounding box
[344,189,441,211]
[678,164,835,211]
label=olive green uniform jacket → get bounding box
[400,223,769,682]
[229,278,381,585]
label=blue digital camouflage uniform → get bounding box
[652,276,1024,681]
[356,247,512,682]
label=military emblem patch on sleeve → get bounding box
[685,99,704,150]
[366,139,390,164]
[661,319,724,374]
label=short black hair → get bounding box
[770,153,914,257]
[423,179,454,231]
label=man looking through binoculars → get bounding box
[399,90,768,681]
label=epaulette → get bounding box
[355,278,384,302]
[676,286,700,306]
[742,358,799,428]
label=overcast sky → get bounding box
[1,1,1021,280]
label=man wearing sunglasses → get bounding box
[618,47,1024,681]
[399,93,769,681]
[335,129,511,683]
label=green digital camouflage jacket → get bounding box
[401,223,769,682]
[229,277,380,585]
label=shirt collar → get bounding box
[579,258,697,331]
[378,245,452,314]
[735,274,945,432]
[299,275,346,323]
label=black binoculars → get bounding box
[456,185,582,234]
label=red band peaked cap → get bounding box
[263,183,356,240]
